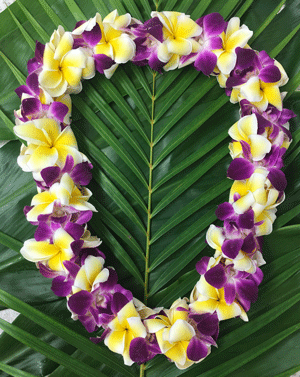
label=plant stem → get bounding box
[140,363,146,377]
[144,71,156,304]
[140,71,156,377]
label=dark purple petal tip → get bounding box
[204,264,227,289]
[187,337,208,361]
[196,256,210,275]
[68,290,94,315]
[215,202,234,220]
[227,158,255,180]
[221,238,243,259]
[129,338,149,364]
[268,168,287,192]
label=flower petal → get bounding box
[249,134,272,161]
[169,319,195,343]
[39,70,63,89]
[166,37,192,56]
[176,15,202,38]
[43,44,59,70]
[104,329,126,355]
[54,32,73,61]
[194,50,217,76]
[27,145,58,171]
[127,317,147,338]
[186,336,208,361]
[21,239,59,262]
[110,35,136,64]
[226,27,253,51]
[217,51,236,75]
[61,48,87,68]
[165,342,187,366]
[240,77,263,103]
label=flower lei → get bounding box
[12,9,296,370]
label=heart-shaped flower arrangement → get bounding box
[12,8,295,371]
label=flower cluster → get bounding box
[13,9,294,370]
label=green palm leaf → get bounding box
[0,0,299,376]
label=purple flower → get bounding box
[180,13,226,75]
[36,155,93,190]
[15,73,70,125]
[226,49,281,89]
[129,335,161,364]
[72,19,102,49]
[66,261,134,332]
[240,100,295,141]
[203,261,263,311]
[27,41,45,75]
[131,17,166,73]
[186,312,219,361]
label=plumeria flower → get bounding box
[145,298,196,369]
[180,12,226,75]
[240,99,295,142]
[92,10,136,78]
[104,294,147,365]
[25,172,96,222]
[15,71,72,127]
[70,255,109,294]
[20,227,74,272]
[213,17,253,75]
[57,261,123,333]
[39,26,90,97]
[205,207,265,273]
[198,256,263,311]
[145,298,218,369]
[227,49,288,111]
[151,11,202,71]
[229,167,285,235]
[14,118,82,173]
[131,17,166,72]
[229,167,283,215]
[228,113,272,161]
[36,155,93,190]
[190,274,248,321]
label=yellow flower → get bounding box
[189,276,248,321]
[213,17,253,74]
[104,300,147,365]
[145,298,195,369]
[39,26,88,97]
[229,167,284,235]
[230,62,288,111]
[228,114,272,161]
[71,255,109,294]
[26,173,96,222]
[20,228,74,272]
[14,118,82,173]
[151,11,202,71]
[93,10,135,77]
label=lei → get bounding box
[12,9,296,370]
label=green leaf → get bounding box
[17,2,50,43]
[0,231,22,253]
[0,318,107,377]
[0,289,136,377]
[36,0,68,29]
[0,360,37,377]
[64,0,86,21]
